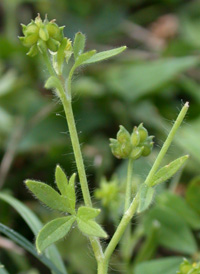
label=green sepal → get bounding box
[75,50,96,67]
[83,46,126,64]
[77,218,107,238]
[137,184,155,213]
[25,180,71,213]
[73,32,86,60]
[148,155,189,187]
[55,165,68,196]
[77,206,101,220]
[27,44,39,57]
[130,146,144,160]
[36,216,76,253]
[46,37,60,52]
[37,39,47,54]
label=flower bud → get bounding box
[138,123,148,143]
[130,146,144,160]
[131,126,140,147]
[117,125,130,144]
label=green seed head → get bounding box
[19,14,65,56]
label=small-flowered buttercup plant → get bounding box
[19,14,190,274]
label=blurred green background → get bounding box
[1,0,200,273]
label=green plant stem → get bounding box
[121,158,134,265]
[124,158,134,211]
[42,54,104,263]
[103,193,139,270]
[145,102,189,187]
[60,88,104,262]
[62,97,92,206]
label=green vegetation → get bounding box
[1,1,200,274]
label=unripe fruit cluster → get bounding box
[110,124,154,160]
[19,14,71,57]
[178,259,200,274]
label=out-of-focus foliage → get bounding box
[1,0,200,273]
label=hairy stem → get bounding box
[58,73,104,263]
[145,102,189,187]
[42,53,104,263]
[121,158,134,264]
[104,193,139,266]
[124,158,134,211]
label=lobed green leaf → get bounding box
[25,180,71,213]
[77,206,101,220]
[36,216,76,253]
[73,32,86,60]
[77,218,107,238]
[148,155,189,187]
[83,46,126,64]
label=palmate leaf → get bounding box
[83,46,127,64]
[36,216,76,253]
[148,155,189,187]
[0,223,62,274]
[25,180,71,213]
